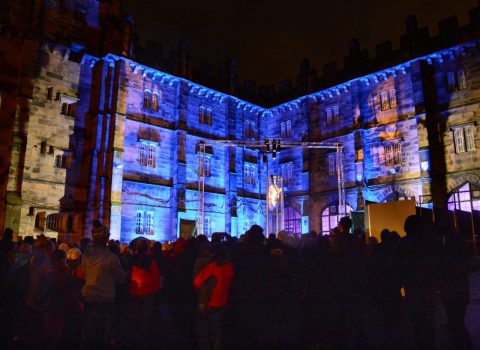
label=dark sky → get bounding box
[121,0,478,86]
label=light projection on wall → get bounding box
[97,41,478,243]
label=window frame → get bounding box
[326,108,332,125]
[389,89,397,108]
[457,69,467,90]
[147,144,156,168]
[139,143,147,166]
[135,211,144,234]
[333,105,340,123]
[454,128,466,153]
[465,126,476,152]
[286,120,292,137]
[145,211,154,235]
[280,122,286,137]
[143,90,151,109]
[380,91,390,111]
[453,124,476,153]
[151,92,159,111]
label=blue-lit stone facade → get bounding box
[77,41,477,242]
[2,0,480,241]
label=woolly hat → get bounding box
[58,243,70,254]
[66,247,82,261]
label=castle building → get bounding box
[1,1,479,242]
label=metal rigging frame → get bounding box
[195,139,345,236]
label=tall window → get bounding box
[326,108,332,125]
[380,89,397,111]
[147,145,156,167]
[465,126,476,152]
[199,107,212,126]
[199,106,205,124]
[152,93,159,111]
[145,212,154,235]
[447,72,456,91]
[139,143,147,166]
[136,211,144,234]
[135,211,155,235]
[61,102,77,116]
[204,217,211,236]
[394,143,402,164]
[447,69,467,92]
[454,129,466,153]
[55,155,63,168]
[54,152,71,169]
[333,106,340,123]
[245,121,256,138]
[280,120,292,137]
[453,125,476,153]
[321,204,353,235]
[380,91,389,111]
[286,120,292,136]
[46,213,61,231]
[40,141,47,154]
[371,144,381,166]
[281,162,293,184]
[205,108,212,126]
[178,132,186,163]
[284,206,301,235]
[35,212,46,230]
[138,142,156,167]
[143,90,151,109]
[47,87,53,101]
[384,143,402,166]
[457,70,467,90]
[389,89,397,108]
[244,164,256,185]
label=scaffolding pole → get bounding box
[196,142,206,236]
[336,144,346,215]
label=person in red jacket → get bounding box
[193,242,234,350]
[127,237,161,349]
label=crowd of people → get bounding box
[0,215,475,350]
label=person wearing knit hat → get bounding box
[66,247,82,262]
[58,243,70,255]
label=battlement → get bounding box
[129,3,480,107]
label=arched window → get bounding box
[448,182,480,212]
[284,206,301,235]
[152,93,159,111]
[143,90,151,109]
[321,204,353,235]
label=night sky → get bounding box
[121,0,478,86]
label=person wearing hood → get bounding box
[79,221,125,350]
